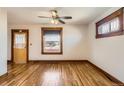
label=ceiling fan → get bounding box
[38,10,72,24]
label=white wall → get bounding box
[8,24,88,60]
[0,8,7,76]
[87,7,124,82]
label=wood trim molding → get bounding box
[8,60,88,63]
[29,60,88,63]
[0,72,8,77]
[87,61,124,85]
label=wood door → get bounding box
[12,29,29,64]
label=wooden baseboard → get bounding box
[0,73,8,77]
[29,60,88,63]
[8,60,88,64]
[87,61,124,85]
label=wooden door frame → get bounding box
[11,29,29,63]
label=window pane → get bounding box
[98,22,110,34]
[43,31,61,53]
[15,34,25,44]
[98,25,103,34]
[102,22,110,34]
[14,34,26,48]
[110,17,120,32]
[44,31,60,41]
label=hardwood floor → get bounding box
[0,61,123,86]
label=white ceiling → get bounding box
[6,7,111,25]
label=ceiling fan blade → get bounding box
[59,16,72,19]
[38,16,51,18]
[59,19,65,24]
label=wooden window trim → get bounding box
[41,27,63,55]
[96,7,124,39]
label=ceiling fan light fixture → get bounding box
[51,10,57,17]
[51,19,55,24]
[39,10,72,24]
[54,19,58,24]
[51,19,58,24]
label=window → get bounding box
[14,34,26,49]
[41,27,63,54]
[96,8,124,38]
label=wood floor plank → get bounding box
[0,62,122,86]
